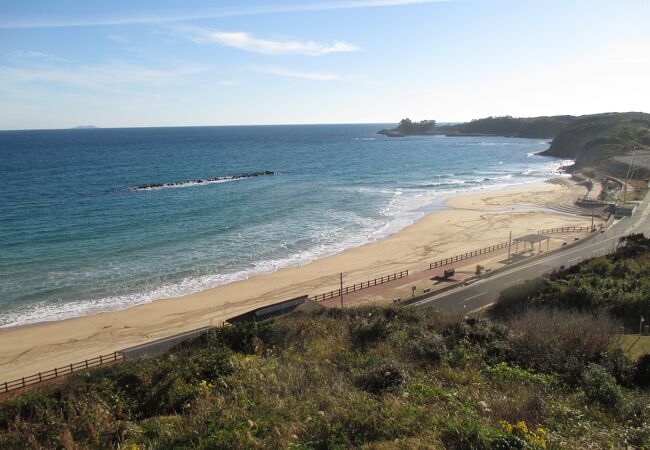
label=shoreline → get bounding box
[0,176,565,331]
[0,179,600,380]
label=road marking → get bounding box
[462,291,487,303]
[469,302,495,314]
[416,198,650,308]
[568,257,581,263]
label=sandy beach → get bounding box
[0,180,600,381]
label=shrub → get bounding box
[580,364,625,411]
[486,362,555,386]
[214,320,279,354]
[407,330,447,364]
[634,353,650,388]
[349,315,391,348]
[355,363,405,394]
[505,309,619,384]
[183,347,233,382]
[405,381,450,402]
[443,317,510,347]
[439,418,525,450]
[598,348,635,387]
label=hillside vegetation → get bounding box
[493,234,650,326]
[1,237,650,449]
[437,115,575,139]
[540,112,650,170]
[379,112,650,176]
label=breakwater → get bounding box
[131,171,277,191]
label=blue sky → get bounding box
[1,0,649,129]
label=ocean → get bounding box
[0,124,569,327]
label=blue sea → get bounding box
[0,125,569,327]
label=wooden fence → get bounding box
[2,351,123,395]
[429,241,510,270]
[538,226,594,235]
[309,270,409,303]
[0,224,603,396]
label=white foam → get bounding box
[0,156,575,329]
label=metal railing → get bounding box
[309,270,409,302]
[538,226,594,235]
[1,351,123,395]
[429,241,509,270]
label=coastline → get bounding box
[0,179,600,381]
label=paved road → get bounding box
[613,154,650,175]
[414,193,650,313]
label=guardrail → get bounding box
[309,270,409,302]
[538,226,594,235]
[429,241,509,270]
[1,351,123,395]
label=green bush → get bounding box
[407,330,447,364]
[580,364,625,411]
[439,418,525,450]
[214,320,279,354]
[634,353,650,388]
[349,315,391,348]
[598,349,635,387]
[505,309,618,384]
[355,363,405,394]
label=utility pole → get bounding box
[623,155,635,203]
[340,273,344,308]
[621,154,633,203]
[591,204,595,231]
[507,230,512,263]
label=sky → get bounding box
[0,0,649,130]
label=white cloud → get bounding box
[11,50,66,61]
[0,62,204,90]
[261,67,343,80]
[0,1,451,29]
[218,79,240,86]
[108,34,128,43]
[190,29,359,56]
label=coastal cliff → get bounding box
[539,112,650,171]
[379,112,650,177]
[437,115,574,139]
[378,115,574,138]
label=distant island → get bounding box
[377,118,437,137]
[72,125,99,129]
[379,112,650,177]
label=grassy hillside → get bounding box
[2,234,650,449]
[437,115,575,139]
[539,112,650,170]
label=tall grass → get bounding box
[1,305,648,449]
